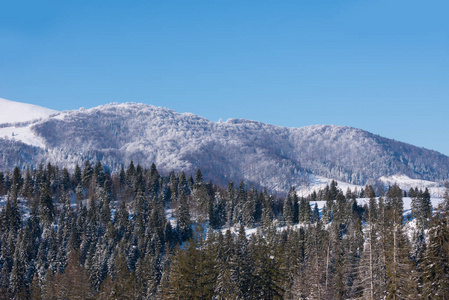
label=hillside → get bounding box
[1,101,448,193]
[0,98,58,125]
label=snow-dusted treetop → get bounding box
[1,100,449,193]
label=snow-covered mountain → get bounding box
[0,98,58,125]
[1,100,448,194]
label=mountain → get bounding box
[0,98,58,125]
[1,100,448,193]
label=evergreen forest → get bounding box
[0,161,448,299]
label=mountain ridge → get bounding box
[1,99,448,193]
[0,98,59,125]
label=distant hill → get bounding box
[0,98,58,125]
[1,100,448,193]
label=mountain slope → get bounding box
[1,101,448,192]
[0,98,58,124]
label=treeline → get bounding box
[0,162,448,299]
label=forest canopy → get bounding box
[0,162,448,299]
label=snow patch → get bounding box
[379,174,445,197]
[296,175,364,198]
[0,124,47,148]
[379,174,438,189]
[0,98,58,124]
[357,197,445,213]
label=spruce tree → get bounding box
[358,185,378,300]
[177,191,191,241]
[283,193,294,226]
[39,178,54,226]
[299,196,312,224]
[225,182,235,228]
[385,184,415,299]
[421,203,449,299]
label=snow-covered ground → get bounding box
[0,98,58,124]
[297,174,445,198]
[379,174,446,197]
[0,123,48,148]
[311,197,445,214]
[0,98,60,148]
[296,175,364,198]
[358,197,445,217]
[0,196,31,220]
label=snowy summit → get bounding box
[0,98,58,124]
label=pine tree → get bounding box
[230,224,252,299]
[193,179,211,220]
[232,182,246,226]
[93,160,106,188]
[0,171,5,195]
[358,185,378,300]
[166,236,215,299]
[39,178,54,226]
[10,167,22,201]
[9,232,27,298]
[106,249,138,299]
[412,188,433,231]
[385,184,415,299]
[421,203,449,299]
[225,182,235,228]
[50,251,92,299]
[177,191,191,241]
[299,196,312,224]
[29,273,42,300]
[249,234,283,299]
[304,222,328,299]
[311,203,320,223]
[214,230,239,299]
[283,193,294,226]
[81,160,93,189]
[242,188,257,228]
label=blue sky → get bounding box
[1,1,448,154]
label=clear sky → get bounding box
[1,1,448,155]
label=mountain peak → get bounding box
[1,99,448,194]
[0,98,58,125]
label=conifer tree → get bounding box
[9,233,27,298]
[385,184,415,299]
[305,222,328,299]
[358,185,378,300]
[230,224,252,299]
[81,160,93,189]
[311,203,320,223]
[39,178,54,226]
[10,167,22,201]
[242,188,257,227]
[0,171,5,195]
[299,196,312,224]
[176,191,191,241]
[225,182,235,228]
[421,203,449,299]
[50,251,92,299]
[283,192,294,226]
[232,182,246,226]
[249,234,283,299]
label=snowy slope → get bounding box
[0,98,59,148]
[1,100,449,194]
[379,174,438,189]
[379,174,446,196]
[296,175,365,198]
[311,197,445,216]
[0,98,58,124]
[0,124,48,148]
[296,174,445,198]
